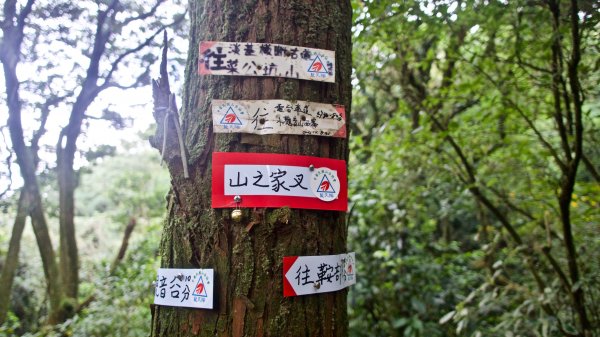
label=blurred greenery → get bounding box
[347,0,599,336]
[0,151,168,336]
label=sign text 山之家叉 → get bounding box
[211,152,347,211]
[199,41,335,83]
[212,99,346,137]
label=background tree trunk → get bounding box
[150,0,352,336]
[0,191,28,324]
[1,1,66,322]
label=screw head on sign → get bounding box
[231,209,243,222]
[234,195,242,203]
[313,282,321,290]
[309,164,315,171]
[177,273,184,281]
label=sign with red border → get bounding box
[283,252,356,297]
[212,152,347,211]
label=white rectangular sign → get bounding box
[223,164,341,202]
[199,41,335,83]
[283,252,356,297]
[212,100,346,137]
[154,268,214,309]
[224,164,314,198]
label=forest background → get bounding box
[0,0,598,336]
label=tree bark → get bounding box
[57,150,79,301]
[150,1,352,336]
[0,191,28,324]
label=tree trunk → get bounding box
[57,147,80,301]
[0,191,28,324]
[1,4,66,321]
[149,0,352,336]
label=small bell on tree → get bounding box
[232,195,242,222]
[231,209,242,222]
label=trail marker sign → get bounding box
[212,99,346,137]
[199,41,335,82]
[212,152,347,211]
[283,252,356,297]
[153,268,214,309]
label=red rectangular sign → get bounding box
[212,152,347,211]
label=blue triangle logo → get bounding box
[220,107,243,125]
[316,174,336,193]
[307,55,329,74]
[192,276,208,297]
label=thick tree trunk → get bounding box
[150,1,352,336]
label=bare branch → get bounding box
[104,67,151,90]
[122,0,166,26]
[101,13,186,87]
[31,93,72,155]
[581,154,600,182]
[541,246,572,293]
[16,0,35,32]
[486,186,535,221]
[509,101,568,173]
[0,128,13,199]
[109,217,137,274]
[88,0,121,80]
[1,0,18,28]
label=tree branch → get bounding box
[101,13,186,87]
[122,0,166,26]
[548,0,572,162]
[458,55,572,176]
[31,93,72,156]
[581,154,600,182]
[16,0,35,32]
[88,0,120,81]
[1,0,17,28]
[507,100,568,173]
[109,218,137,274]
[0,127,14,199]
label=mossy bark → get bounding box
[150,0,351,336]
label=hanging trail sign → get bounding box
[153,268,214,309]
[283,252,356,297]
[212,99,346,138]
[199,41,335,83]
[212,152,347,211]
